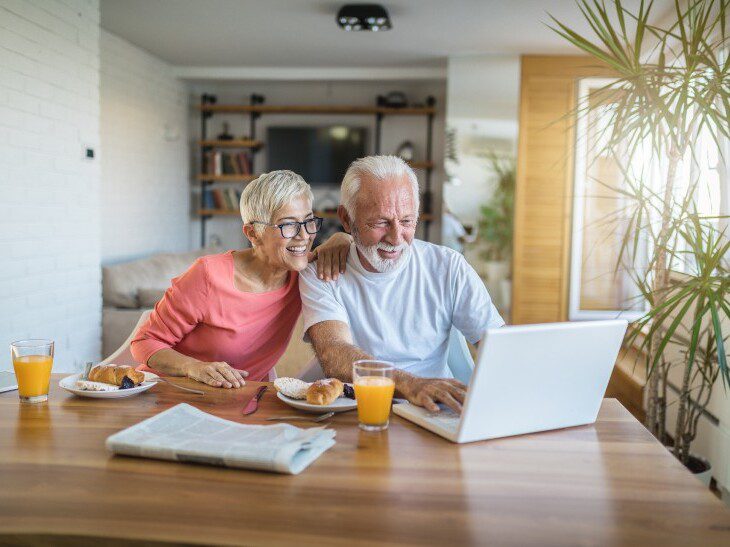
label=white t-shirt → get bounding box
[299,239,504,378]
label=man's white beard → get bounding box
[353,230,411,273]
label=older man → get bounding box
[300,156,504,412]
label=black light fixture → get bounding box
[336,4,392,32]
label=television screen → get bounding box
[266,126,367,185]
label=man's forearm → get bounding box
[391,369,418,398]
[307,320,417,391]
[314,340,372,382]
[314,338,416,395]
[305,321,465,413]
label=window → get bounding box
[569,78,647,320]
[569,76,729,321]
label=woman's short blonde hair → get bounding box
[240,170,313,234]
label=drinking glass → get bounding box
[10,339,54,403]
[353,360,395,432]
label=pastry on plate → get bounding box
[273,377,310,400]
[75,380,120,392]
[306,378,344,406]
[88,364,144,386]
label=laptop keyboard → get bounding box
[424,405,461,431]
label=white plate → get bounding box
[59,372,158,399]
[276,391,357,413]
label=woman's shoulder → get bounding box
[177,250,233,285]
[196,249,234,267]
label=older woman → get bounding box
[130,170,351,387]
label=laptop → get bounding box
[392,320,628,443]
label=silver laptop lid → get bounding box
[458,320,627,443]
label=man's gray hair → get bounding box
[240,170,313,234]
[340,155,419,220]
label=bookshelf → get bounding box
[197,208,435,222]
[198,139,263,149]
[196,93,438,246]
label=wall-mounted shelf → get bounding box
[407,161,434,170]
[197,174,258,182]
[198,209,239,216]
[197,104,436,116]
[199,210,340,219]
[198,139,263,149]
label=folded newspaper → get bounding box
[106,403,336,475]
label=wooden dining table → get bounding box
[0,375,728,546]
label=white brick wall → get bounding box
[0,0,101,373]
[100,30,190,264]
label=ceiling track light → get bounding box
[336,4,392,32]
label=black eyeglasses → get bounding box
[251,216,323,238]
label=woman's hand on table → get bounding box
[185,361,247,388]
[309,232,353,281]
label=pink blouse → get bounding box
[130,251,301,381]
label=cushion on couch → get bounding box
[102,247,221,308]
[138,288,167,308]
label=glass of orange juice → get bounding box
[353,360,395,432]
[10,339,54,403]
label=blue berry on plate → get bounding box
[120,376,135,389]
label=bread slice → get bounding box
[76,380,118,392]
[273,377,310,400]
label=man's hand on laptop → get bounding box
[396,374,466,414]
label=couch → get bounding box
[101,248,314,378]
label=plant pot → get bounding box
[685,454,712,487]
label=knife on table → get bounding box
[242,386,267,415]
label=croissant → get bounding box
[306,378,344,405]
[88,364,145,386]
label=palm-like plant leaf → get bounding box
[549,0,730,449]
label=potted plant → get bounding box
[478,152,515,295]
[549,0,729,479]
[625,203,728,483]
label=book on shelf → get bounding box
[222,188,234,210]
[204,151,252,177]
[211,189,225,209]
[226,188,241,211]
[201,189,215,209]
[203,188,242,213]
[223,153,237,175]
